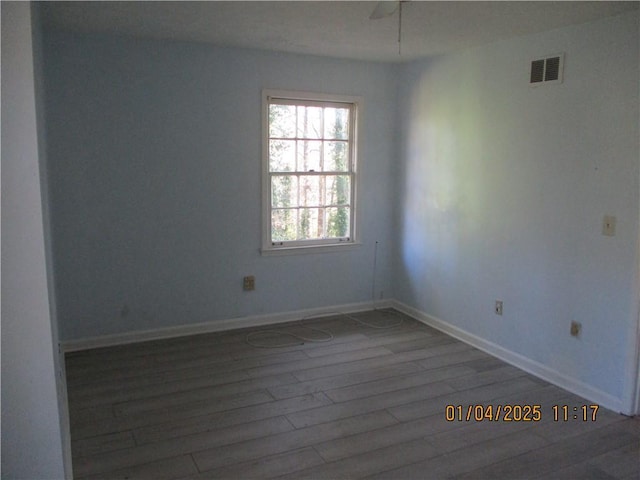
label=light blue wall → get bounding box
[42,12,639,408]
[393,12,639,404]
[43,32,398,340]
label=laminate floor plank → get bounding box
[472,383,576,409]
[67,369,252,407]
[111,373,300,416]
[66,309,640,480]
[292,341,474,382]
[71,371,298,411]
[323,364,476,403]
[66,350,236,379]
[267,361,424,399]
[73,415,295,477]
[275,437,440,480]
[76,454,199,480]
[426,415,537,455]
[382,334,457,353]
[183,448,325,479]
[531,404,630,442]
[444,364,528,391]
[245,346,394,378]
[533,463,618,480]
[301,330,431,358]
[313,412,456,461]
[462,355,509,372]
[132,393,334,444]
[286,381,457,428]
[585,442,640,479]
[453,422,639,480]
[233,332,371,359]
[416,348,491,370]
[71,430,136,458]
[364,429,549,480]
[72,389,278,439]
[69,404,117,428]
[68,349,310,388]
[387,376,544,422]
[191,410,399,472]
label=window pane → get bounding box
[299,175,321,207]
[269,139,296,172]
[326,175,351,206]
[272,209,297,241]
[269,104,296,138]
[326,207,350,238]
[297,106,322,139]
[271,175,298,208]
[265,94,356,248]
[324,107,349,139]
[323,141,349,171]
[298,208,321,240]
[297,140,322,172]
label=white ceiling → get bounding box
[40,1,639,63]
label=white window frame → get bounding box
[261,89,361,255]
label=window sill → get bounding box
[260,242,362,256]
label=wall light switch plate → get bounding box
[602,215,616,236]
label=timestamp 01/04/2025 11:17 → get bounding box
[444,404,600,423]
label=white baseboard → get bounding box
[61,299,393,353]
[61,298,627,415]
[391,300,626,415]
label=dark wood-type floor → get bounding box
[66,309,640,479]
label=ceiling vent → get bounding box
[529,53,564,86]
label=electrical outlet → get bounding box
[570,321,581,337]
[495,300,503,316]
[243,275,255,291]
[602,215,616,236]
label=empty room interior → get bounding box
[3,1,640,479]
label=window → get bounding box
[262,90,360,254]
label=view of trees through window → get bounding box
[268,100,353,244]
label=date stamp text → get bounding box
[444,404,599,422]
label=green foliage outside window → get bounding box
[268,100,353,244]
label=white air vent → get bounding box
[529,53,564,86]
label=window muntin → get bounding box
[263,92,358,251]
